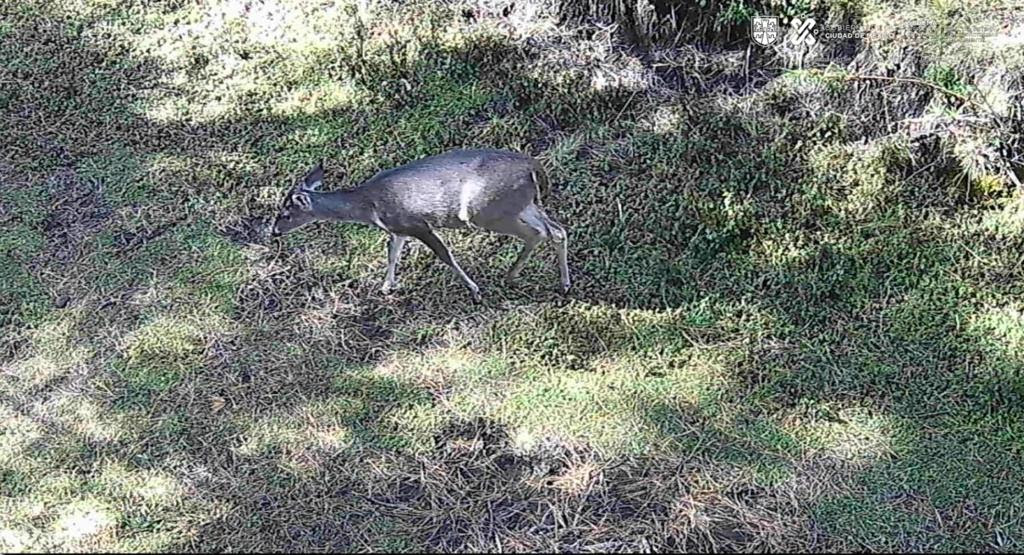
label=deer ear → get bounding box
[291,191,313,212]
[303,161,324,191]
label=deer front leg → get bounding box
[381,234,407,294]
[413,227,482,303]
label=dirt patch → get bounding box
[527,112,564,155]
[354,310,392,343]
[468,95,515,126]
[283,520,351,551]
[234,265,293,320]
[232,259,399,363]
[218,215,268,246]
[41,169,110,263]
[110,217,183,254]
[37,136,75,168]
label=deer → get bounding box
[270,149,570,302]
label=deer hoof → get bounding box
[560,281,571,295]
[470,288,483,303]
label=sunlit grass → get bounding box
[786,406,901,464]
[349,336,736,456]
[116,312,223,391]
[967,303,1024,368]
[0,528,32,553]
[270,80,365,117]
[51,499,116,546]
[91,462,186,503]
[977,192,1024,237]
[0,408,44,460]
[1,313,91,392]
[236,401,357,457]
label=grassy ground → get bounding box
[2,0,1023,551]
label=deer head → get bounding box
[270,162,324,237]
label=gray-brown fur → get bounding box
[271,149,570,301]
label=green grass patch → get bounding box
[114,313,214,392]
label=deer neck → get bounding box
[313,189,378,227]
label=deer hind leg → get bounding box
[488,204,570,293]
[507,231,543,283]
[537,209,570,294]
[480,208,544,283]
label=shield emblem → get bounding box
[751,16,781,46]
